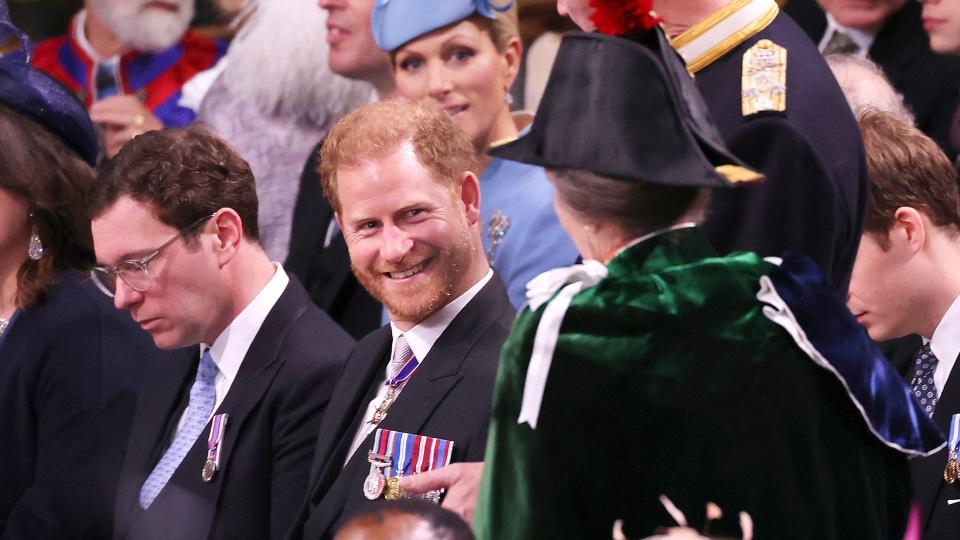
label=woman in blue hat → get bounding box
[0,23,162,537]
[371,0,578,309]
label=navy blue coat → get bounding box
[692,10,868,293]
[0,272,160,538]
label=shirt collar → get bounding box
[929,293,960,371]
[389,268,494,363]
[73,10,118,64]
[821,13,878,56]
[203,263,289,387]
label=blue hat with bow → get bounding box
[372,0,513,52]
[0,2,98,165]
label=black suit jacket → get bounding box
[877,333,960,536]
[112,276,354,540]
[906,346,960,537]
[696,10,867,293]
[288,275,515,540]
[785,0,960,160]
[285,142,381,340]
[0,272,159,539]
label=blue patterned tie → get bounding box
[139,349,218,509]
[911,343,939,418]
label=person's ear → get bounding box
[211,208,244,267]
[890,206,926,255]
[501,36,523,92]
[459,171,482,226]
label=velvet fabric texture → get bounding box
[475,227,917,539]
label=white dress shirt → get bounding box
[173,263,289,438]
[344,269,495,463]
[818,13,878,57]
[927,294,960,400]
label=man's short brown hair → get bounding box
[88,124,260,243]
[319,99,479,214]
[859,110,960,244]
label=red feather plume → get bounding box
[588,0,661,37]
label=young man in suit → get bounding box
[785,0,960,159]
[287,99,515,540]
[560,0,867,293]
[848,110,960,537]
[88,125,355,540]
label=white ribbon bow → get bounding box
[518,260,608,429]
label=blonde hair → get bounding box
[319,99,479,213]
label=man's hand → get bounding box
[398,461,484,524]
[90,95,163,157]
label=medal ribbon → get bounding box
[950,414,960,455]
[385,354,420,387]
[372,429,455,477]
[206,413,228,465]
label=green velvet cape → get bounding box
[474,228,910,539]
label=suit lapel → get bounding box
[115,346,196,535]
[124,277,312,538]
[348,275,511,463]
[915,351,960,530]
[306,328,391,498]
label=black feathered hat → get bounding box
[489,12,761,188]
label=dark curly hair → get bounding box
[88,123,260,244]
[0,104,96,308]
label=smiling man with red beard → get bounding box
[32,0,225,157]
[286,99,515,540]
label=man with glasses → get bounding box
[88,124,354,540]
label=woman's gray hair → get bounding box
[549,169,708,236]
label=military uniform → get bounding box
[671,0,867,292]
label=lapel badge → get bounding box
[945,414,960,485]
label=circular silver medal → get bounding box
[363,468,386,500]
[202,459,218,482]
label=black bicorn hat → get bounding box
[0,3,98,165]
[489,26,762,188]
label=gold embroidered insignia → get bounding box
[741,39,787,116]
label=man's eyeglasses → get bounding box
[90,214,215,298]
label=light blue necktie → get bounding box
[139,348,218,509]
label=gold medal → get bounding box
[202,459,218,483]
[945,455,959,485]
[383,477,404,500]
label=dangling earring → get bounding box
[504,91,514,107]
[27,216,43,261]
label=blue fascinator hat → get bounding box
[372,0,514,52]
[0,2,98,165]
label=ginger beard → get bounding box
[352,210,475,325]
[90,0,194,52]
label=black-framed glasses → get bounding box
[90,213,215,298]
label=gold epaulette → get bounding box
[741,39,787,116]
